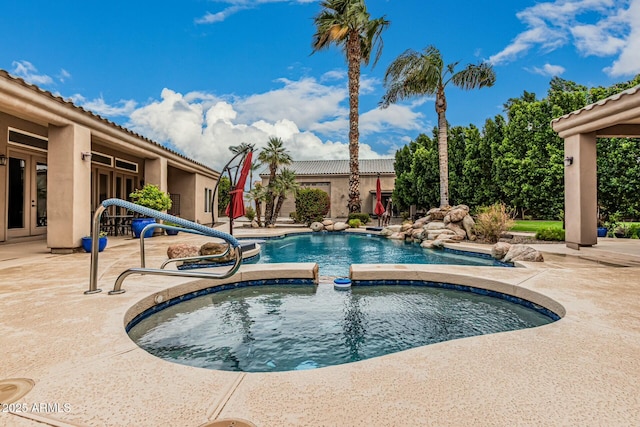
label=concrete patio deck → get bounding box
[1,229,639,426]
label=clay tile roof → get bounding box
[260,159,395,176]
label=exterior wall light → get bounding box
[81,152,92,161]
[564,156,574,166]
[0,154,6,166]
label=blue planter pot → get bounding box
[82,236,107,252]
[597,227,608,237]
[131,218,157,238]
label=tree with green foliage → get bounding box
[216,177,231,216]
[272,168,300,222]
[258,137,292,226]
[294,188,331,226]
[312,0,389,213]
[246,182,267,226]
[381,45,495,207]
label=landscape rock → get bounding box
[462,215,476,240]
[389,232,405,240]
[446,222,467,238]
[379,227,394,237]
[200,242,234,262]
[322,219,334,227]
[310,222,324,232]
[503,244,544,263]
[421,240,436,249]
[167,243,200,259]
[386,225,402,233]
[448,208,468,223]
[325,224,335,231]
[413,217,430,228]
[426,221,446,231]
[333,222,349,231]
[492,242,511,259]
[430,239,446,249]
[427,207,448,220]
[411,228,426,240]
[251,220,260,228]
[401,222,413,232]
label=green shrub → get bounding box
[245,206,256,222]
[535,227,565,241]
[348,213,370,224]
[348,218,362,228]
[294,188,330,226]
[628,224,640,239]
[129,184,172,211]
[474,203,515,243]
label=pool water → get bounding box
[128,284,554,372]
[254,233,505,276]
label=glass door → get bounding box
[7,150,47,238]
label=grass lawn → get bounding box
[510,220,563,232]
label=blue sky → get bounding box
[2,0,639,170]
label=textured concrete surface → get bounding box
[1,230,639,426]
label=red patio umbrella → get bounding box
[374,175,385,226]
[226,151,253,221]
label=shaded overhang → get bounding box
[551,85,640,138]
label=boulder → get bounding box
[322,219,334,227]
[200,242,234,262]
[448,208,468,223]
[310,222,324,232]
[379,227,394,237]
[426,229,455,240]
[413,217,430,229]
[427,207,448,220]
[401,222,413,232]
[386,225,402,233]
[325,224,335,231]
[411,228,426,240]
[421,240,436,249]
[426,221,446,231]
[503,245,544,263]
[452,204,470,213]
[251,220,260,228]
[430,239,446,249]
[388,232,405,240]
[167,243,200,259]
[446,222,467,239]
[462,215,476,241]
[333,222,349,231]
[491,242,511,259]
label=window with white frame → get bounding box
[204,188,213,213]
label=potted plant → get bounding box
[129,184,172,238]
[597,206,608,238]
[81,231,108,252]
[163,220,180,236]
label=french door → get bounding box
[7,149,47,238]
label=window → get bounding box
[204,188,213,213]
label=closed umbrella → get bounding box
[374,175,385,226]
[226,151,253,232]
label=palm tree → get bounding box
[258,137,292,226]
[312,0,389,213]
[381,46,496,207]
[272,169,300,222]
[246,183,267,226]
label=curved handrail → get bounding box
[86,198,242,295]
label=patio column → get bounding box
[48,123,92,253]
[564,131,597,249]
[144,157,168,193]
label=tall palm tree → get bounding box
[258,137,292,226]
[272,168,300,222]
[381,46,496,207]
[312,0,389,213]
[246,183,267,226]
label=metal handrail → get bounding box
[86,198,242,295]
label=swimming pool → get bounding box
[128,283,555,372]
[254,232,507,276]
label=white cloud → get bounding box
[11,60,53,86]
[58,69,71,83]
[528,63,567,76]
[118,75,422,170]
[489,0,640,76]
[196,0,316,24]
